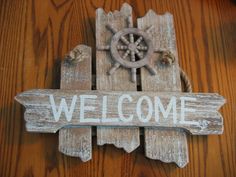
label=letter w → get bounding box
[49,94,77,122]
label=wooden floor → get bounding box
[0,0,235,177]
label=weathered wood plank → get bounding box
[3,0,234,176]
[96,3,140,152]
[137,10,189,167]
[15,89,225,135]
[58,45,92,161]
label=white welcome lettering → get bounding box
[49,94,77,122]
[80,95,99,123]
[49,94,199,126]
[136,96,153,123]
[180,97,199,125]
[155,96,177,123]
[102,95,119,122]
[118,94,133,122]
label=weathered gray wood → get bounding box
[96,3,140,152]
[137,10,189,167]
[58,45,92,161]
[15,89,225,135]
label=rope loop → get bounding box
[179,68,192,92]
[159,50,175,65]
[64,46,87,65]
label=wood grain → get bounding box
[96,3,140,153]
[15,89,225,134]
[137,10,189,167]
[0,0,235,177]
[58,45,92,161]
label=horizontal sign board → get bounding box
[15,89,225,134]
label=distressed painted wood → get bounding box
[97,27,157,82]
[96,3,139,152]
[137,10,189,167]
[58,45,92,161]
[15,89,225,135]
[2,0,235,176]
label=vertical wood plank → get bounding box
[137,10,189,167]
[1,0,235,176]
[58,45,92,161]
[96,3,140,152]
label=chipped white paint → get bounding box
[49,94,199,125]
[180,97,197,125]
[118,94,133,122]
[14,3,226,168]
[49,94,77,122]
[79,95,99,123]
[155,96,177,123]
[15,89,225,135]
[137,8,189,167]
[96,3,140,152]
[58,45,92,162]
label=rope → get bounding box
[64,46,87,65]
[159,50,192,93]
[179,67,192,92]
[64,48,192,92]
[159,50,175,65]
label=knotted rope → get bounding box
[159,50,192,93]
[64,48,192,92]
[64,46,88,65]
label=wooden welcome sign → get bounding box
[16,90,224,135]
[15,3,225,167]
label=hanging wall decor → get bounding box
[15,3,225,167]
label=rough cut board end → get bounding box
[96,2,140,153]
[15,89,225,135]
[14,2,226,167]
[58,44,92,162]
[144,128,189,167]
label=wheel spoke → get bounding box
[129,33,134,43]
[106,24,118,34]
[117,45,128,50]
[134,49,143,59]
[134,36,143,46]
[130,51,135,62]
[131,51,136,82]
[120,36,130,45]
[108,62,120,75]
[127,16,133,28]
[122,50,130,59]
[145,25,154,33]
[137,46,148,51]
[154,48,165,52]
[145,64,157,75]
[97,45,110,50]
[131,68,136,82]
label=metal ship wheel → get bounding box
[97,17,157,82]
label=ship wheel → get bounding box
[97,16,157,82]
